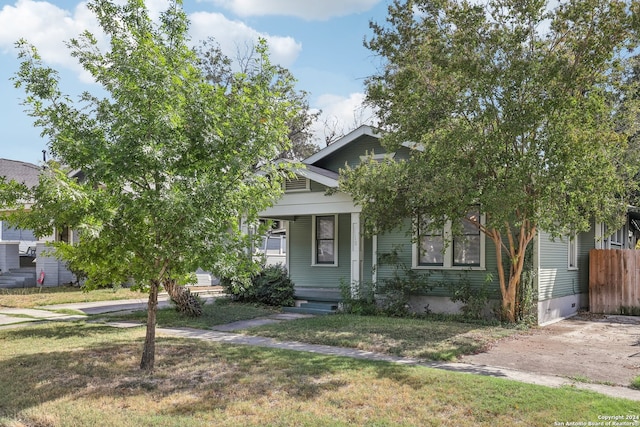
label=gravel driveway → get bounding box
[460,314,640,386]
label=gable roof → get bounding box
[303,125,381,166]
[0,158,41,188]
[297,164,339,188]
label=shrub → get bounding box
[253,264,295,307]
[221,264,295,307]
[449,276,492,320]
[339,279,378,315]
[376,248,432,317]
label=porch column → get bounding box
[372,234,378,284]
[350,212,363,296]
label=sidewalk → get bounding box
[1,297,640,402]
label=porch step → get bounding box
[282,305,336,315]
[301,302,339,310]
[294,287,342,303]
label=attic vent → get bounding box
[285,177,309,192]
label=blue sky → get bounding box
[0,0,391,164]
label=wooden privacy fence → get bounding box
[589,249,640,314]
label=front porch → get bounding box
[261,190,375,312]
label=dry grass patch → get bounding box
[0,285,145,308]
[1,321,638,426]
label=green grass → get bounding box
[237,313,518,361]
[107,305,518,362]
[0,321,637,427]
[105,297,280,328]
[0,285,146,308]
[632,376,640,390]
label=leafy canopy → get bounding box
[341,0,640,322]
[343,0,640,238]
[12,0,300,291]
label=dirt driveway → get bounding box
[461,314,640,386]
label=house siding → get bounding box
[288,214,353,289]
[1,222,37,242]
[538,231,580,301]
[309,181,329,193]
[375,221,500,299]
[35,242,76,286]
[313,135,386,172]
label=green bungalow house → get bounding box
[259,125,640,325]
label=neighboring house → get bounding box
[0,158,76,287]
[254,221,287,267]
[259,125,640,325]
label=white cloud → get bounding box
[311,92,377,145]
[0,1,301,81]
[0,0,101,81]
[209,0,381,21]
[189,11,301,67]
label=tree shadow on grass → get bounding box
[0,325,366,423]
[0,321,540,425]
[0,320,132,340]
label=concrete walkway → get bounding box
[1,297,640,402]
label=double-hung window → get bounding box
[415,209,484,269]
[418,217,444,266]
[313,215,337,265]
[453,210,481,266]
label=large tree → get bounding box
[197,39,320,161]
[13,0,299,369]
[341,0,640,322]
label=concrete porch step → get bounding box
[283,306,336,315]
[294,287,342,302]
[300,302,338,311]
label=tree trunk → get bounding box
[163,278,203,317]
[140,279,159,371]
[489,223,536,323]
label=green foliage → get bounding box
[631,376,640,390]
[376,247,433,316]
[339,279,378,315]
[222,264,295,307]
[253,264,296,307]
[340,247,433,317]
[516,245,538,325]
[12,0,303,368]
[449,275,492,321]
[342,0,640,322]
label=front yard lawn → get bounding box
[239,314,518,361]
[0,285,148,308]
[0,321,636,427]
[106,297,280,328]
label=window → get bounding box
[609,227,624,249]
[568,234,578,269]
[414,210,484,269]
[313,215,337,265]
[453,210,481,267]
[418,217,444,266]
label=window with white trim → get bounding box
[417,216,444,266]
[453,211,481,266]
[568,234,578,269]
[313,215,338,265]
[415,210,484,269]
